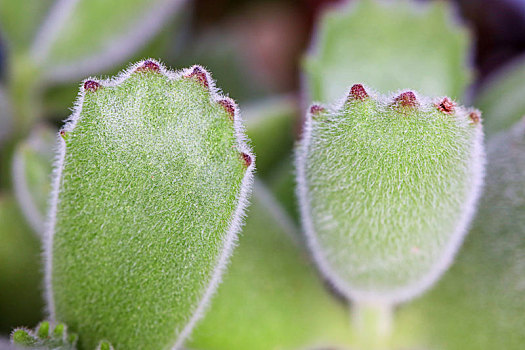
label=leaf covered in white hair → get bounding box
[296,84,484,304]
[46,59,255,350]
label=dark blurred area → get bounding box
[190,0,525,92]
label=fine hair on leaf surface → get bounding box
[296,84,485,304]
[44,59,255,350]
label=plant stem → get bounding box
[352,301,393,350]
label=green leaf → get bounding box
[0,0,54,53]
[10,321,78,349]
[12,125,56,235]
[394,117,525,349]
[189,182,352,350]
[0,195,43,333]
[46,60,255,350]
[296,86,484,303]
[303,0,472,103]
[244,95,298,174]
[30,0,189,82]
[474,55,525,136]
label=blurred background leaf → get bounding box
[475,54,525,136]
[12,125,56,236]
[303,0,472,104]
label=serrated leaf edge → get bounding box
[295,87,485,304]
[43,58,255,350]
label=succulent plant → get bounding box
[44,59,254,349]
[296,85,485,304]
[2,0,525,349]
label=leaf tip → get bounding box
[435,97,456,114]
[135,59,161,73]
[36,321,50,339]
[184,66,209,89]
[309,104,325,116]
[241,152,252,167]
[393,91,418,108]
[468,109,481,124]
[349,83,369,101]
[83,80,101,93]
[218,98,236,120]
[11,328,34,345]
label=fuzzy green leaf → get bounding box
[303,0,472,103]
[12,125,56,235]
[296,87,484,303]
[29,0,187,82]
[394,117,525,349]
[46,60,255,350]
[189,182,352,350]
[474,55,525,136]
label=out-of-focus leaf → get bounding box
[0,0,54,53]
[12,125,56,236]
[0,194,44,334]
[176,31,268,102]
[189,182,352,350]
[245,95,298,174]
[266,157,299,223]
[31,0,188,82]
[475,54,525,136]
[303,0,472,104]
[394,117,525,349]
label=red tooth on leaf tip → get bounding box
[218,99,236,120]
[241,153,252,167]
[436,97,456,114]
[185,66,209,88]
[349,84,369,100]
[60,130,66,139]
[83,80,100,92]
[469,110,481,124]
[310,104,325,115]
[135,60,160,73]
[394,91,418,108]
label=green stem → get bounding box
[352,301,393,350]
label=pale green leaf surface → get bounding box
[394,118,525,350]
[0,195,43,333]
[303,0,472,103]
[189,183,352,350]
[475,55,525,136]
[245,95,297,174]
[47,61,254,350]
[296,89,484,303]
[12,125,56,235]
[34,0,188,82]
